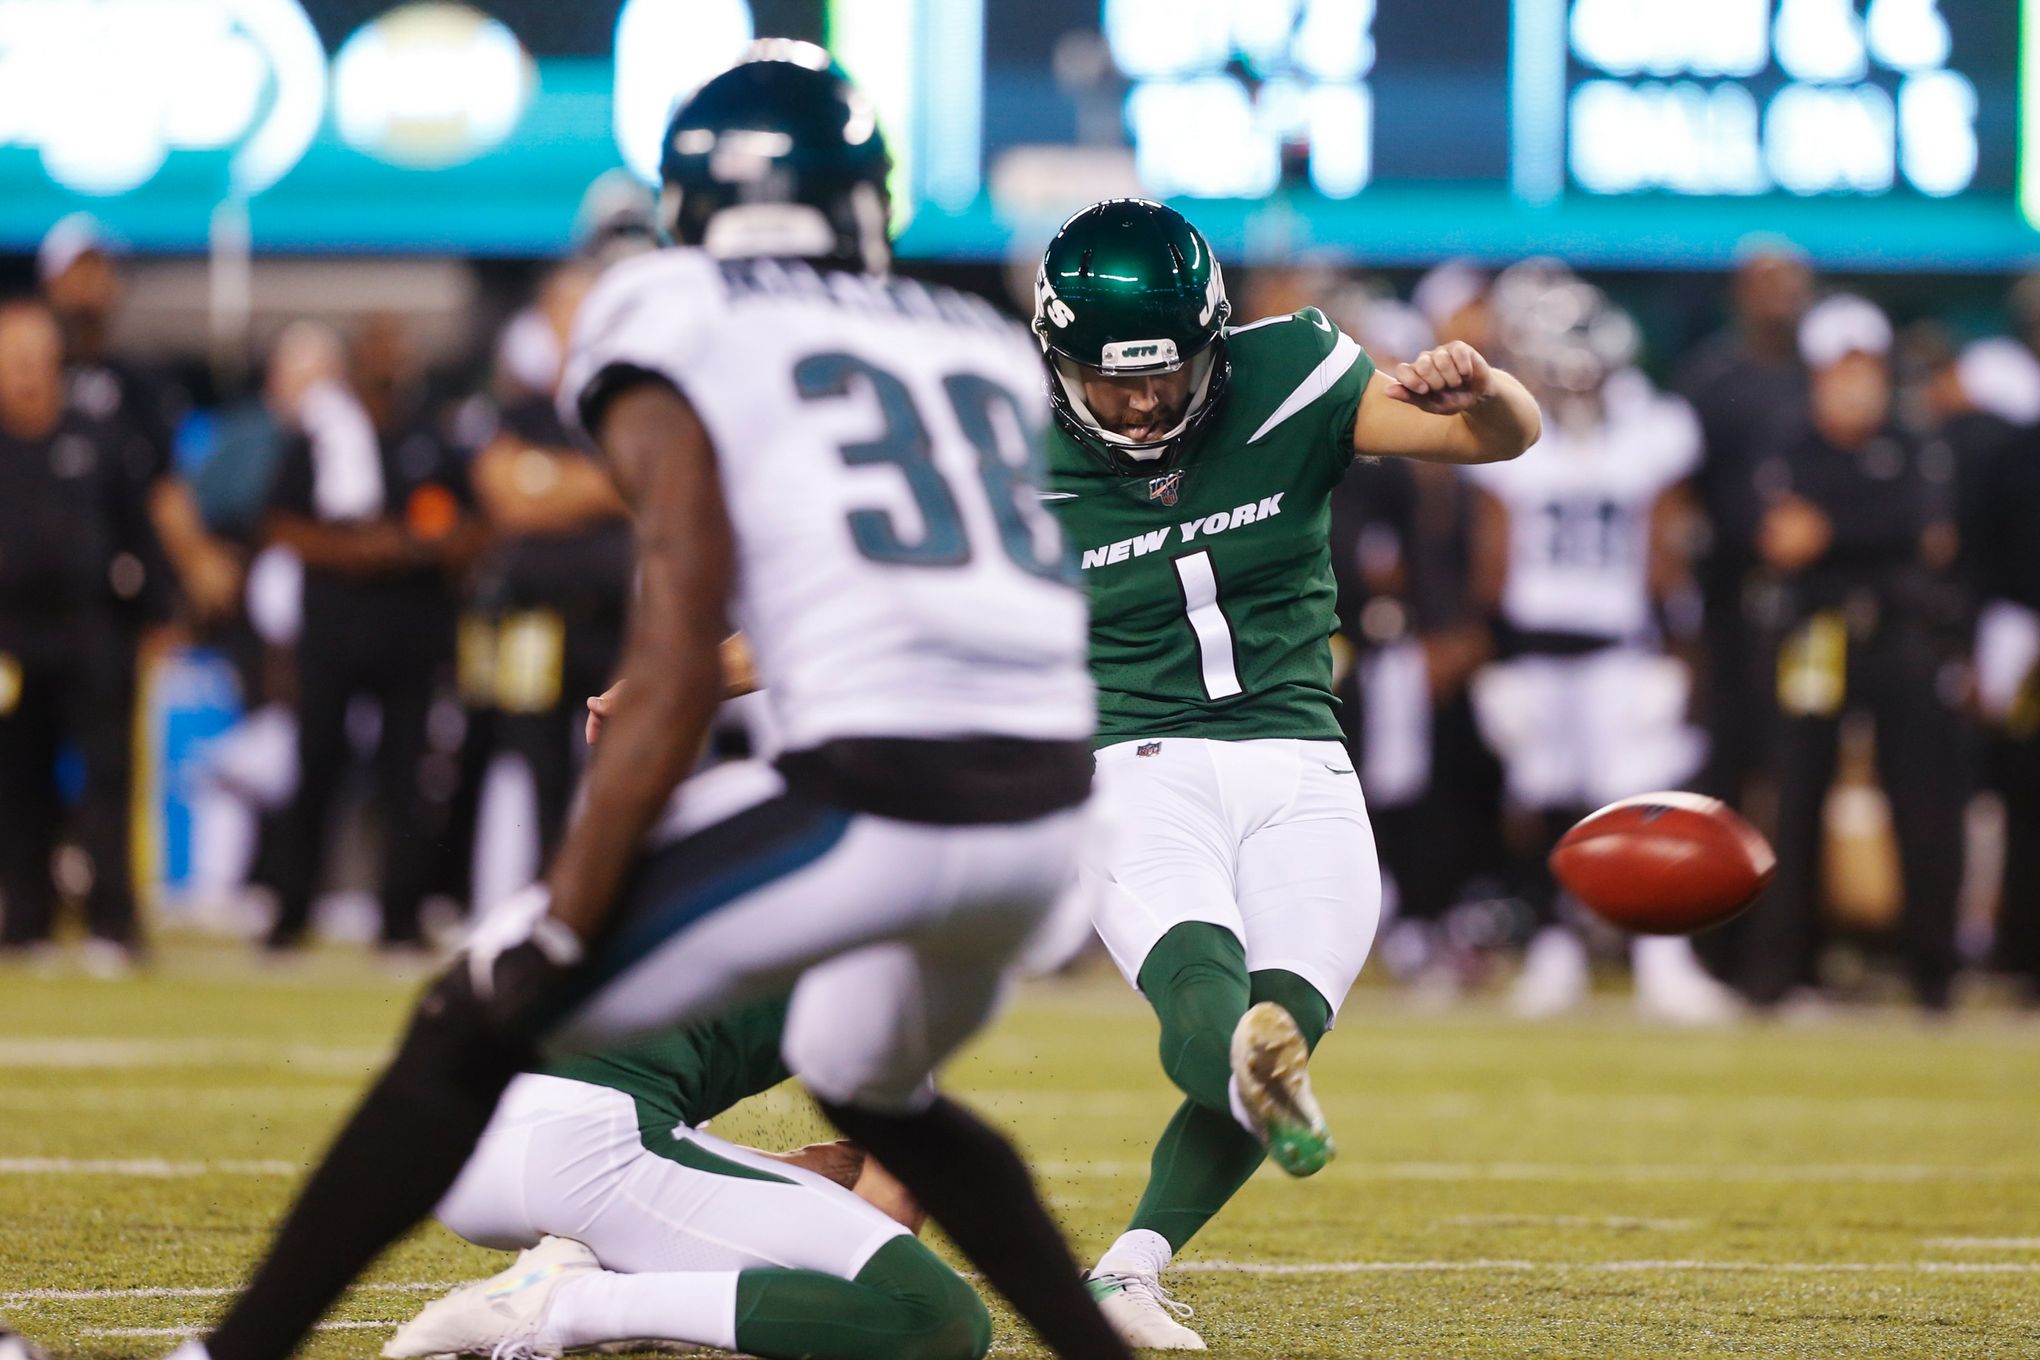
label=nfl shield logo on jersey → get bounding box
[1137,741,1163,757]
[1147,472,1182,506]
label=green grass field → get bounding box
[5,941,2040,1359]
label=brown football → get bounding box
[1549,792,1777,935]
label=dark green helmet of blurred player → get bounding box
[1032,199,1232,471]
[658,40,891,274]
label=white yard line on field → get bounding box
[0,1158,301,1176]
[2,1283,449,1305]
[0,1087,355,1111]
[19,1260,2040,1312]
[1031,1159,2030,1183]
[4,1156,2023,1185]
[1174,1259,2040,1275]
[0,1039,381,1070]
[81,1322,394,1339]
[1432,1214,1700,1231]
[1360,1161,2024,1183]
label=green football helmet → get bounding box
[1032,199,1232,471]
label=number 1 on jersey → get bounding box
[1173,550,1242,700]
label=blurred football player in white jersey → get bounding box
[156,45,1138,1360]
[1465,263,1741,1023]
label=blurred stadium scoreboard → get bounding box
[0,0,2031,268]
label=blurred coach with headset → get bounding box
[0,297,153,972]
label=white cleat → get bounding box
[384,1236,598,1359]
[1633,936,1744,1026]
[1084,1270,1206,1351]
[1511,927,1591,1019]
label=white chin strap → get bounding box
[1053,351,1216,461]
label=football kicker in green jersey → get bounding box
[1046,307,1374,746]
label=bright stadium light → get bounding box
[1102,0,1232,81]
[1764,82,1894,195]
[1108,0,1377,201]
[1773,0,1870,83]
[333,3,535,170]
[829,0,917,229]
[2027,0,2040,229]
[1568,0,1768,79]
[1897,69,1976,197]
[1866,0,1953,72]
[0,0,325,196]
[612,0,754,184]
[1560,0,1975,204]
[920,0,984,210]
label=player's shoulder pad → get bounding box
[559,248,725,439]
[1224,307,1371,446]
[1225,306,1343,359]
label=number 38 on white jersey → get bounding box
[560,250,1095,753]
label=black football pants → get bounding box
[1738,624,1970,1009]
[0,627,139,947]
[269,627,450,948]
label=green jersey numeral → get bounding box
[793,352,1062,578]
[1172,549,1242,700]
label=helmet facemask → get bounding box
[1046,342,1224,464]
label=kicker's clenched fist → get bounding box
[1382,341,1495,416]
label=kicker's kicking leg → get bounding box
[1086,926,1330,1350]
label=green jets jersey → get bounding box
[542,994,791,1133]
[1046,309,1373,745]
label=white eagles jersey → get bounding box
[561,250,1093,753]
[1465,370,1700,642]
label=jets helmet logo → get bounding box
[1198,258,1226,328]
[1035,267,1075,329]
[1148,471,1182,506]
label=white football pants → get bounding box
[1470,650,1703,811]
[528,759,1086,1112]
[437,1074,906,1279]
[1083,737,1381,1018]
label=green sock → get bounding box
[1126,937,1334,1253]
[732,1236,991,1360]
[1137,922,1251,1111]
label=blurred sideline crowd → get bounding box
[3,189,2038,1022]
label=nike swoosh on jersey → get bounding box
[1038,491,1079,501]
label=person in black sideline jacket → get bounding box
[1737,295,1971,1012]
[467,264,633,865]
[0,298,153,972]
[1944,334,2040,1003]
[261,314,486,953]
[1675,241,1813,811]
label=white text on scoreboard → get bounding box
[1564,0,1978,197]
[1105,0,1375,200]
